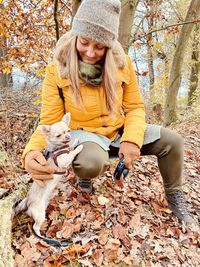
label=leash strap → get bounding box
[42,144,71,175]
[33,229,74,247]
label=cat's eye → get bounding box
[56,134,61,138]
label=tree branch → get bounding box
[54,0,59,41]
[131,19,200,42]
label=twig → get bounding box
[131,19,200,42]
[54,0,59,41]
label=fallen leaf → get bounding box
[56,221,74,239]
[78,259,93,267]
[129,213,141,229]
[92,249,104,266]
[98,228,110,245]
[63,243,89,259]
[112,224,131,249]
[43,254,63,267]
[97,195,109,205]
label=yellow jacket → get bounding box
[22,56,146,164]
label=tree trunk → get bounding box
[119,0,139,53]
[54,0,59,40]
[0,177,30,266]
[164,0,200,126]
[0,34,11,89]
[0,4,12,89]
[147,10,155,95]
[72,0,81,17]
[70,0,81,28]
[187,24,199,106]
[147,45,155,92]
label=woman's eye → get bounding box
[80,40,88,46]
[96,46,104,50]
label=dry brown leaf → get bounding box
[56,221,74,239]
[48,210,60,221]
[80,234,98,245]
[43,254,63,267]
[112,224,131,249]
[92,249,104,266]
[151,201,162,214]
[21,245,41,262]
[112,223,126,240]
[174,248,185,263]
[46,221,63,238]
[63,243,89,259]
[129,213,141,229]
[98,228,110,245]
[117,210,128,225]
[78,259,93,267]
[65,206,81,218]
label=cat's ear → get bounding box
[62,112,71,126]
[39,125,51,136]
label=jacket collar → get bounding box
[55,61,130,88]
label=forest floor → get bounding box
[0,89,199,267]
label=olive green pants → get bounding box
[72,128,183,194]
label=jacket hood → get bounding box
[54,31,126,79]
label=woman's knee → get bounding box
[161,127,183,148]
[159,127,183,156]
[72,142,109,178]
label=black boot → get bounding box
[78,178,93,194]
[166,190,195,224]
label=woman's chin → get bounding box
[82,58,97,64]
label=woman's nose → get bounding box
[86,46,95,57]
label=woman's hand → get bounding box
[25,151,56,187]
[118,141,140,169]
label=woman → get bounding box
[23,0,194,224]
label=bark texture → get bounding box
[164,0,200,125]
[70,0,81,28]
[187,24,200,106]
[119,0,139,53]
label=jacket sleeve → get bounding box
[21,62,65,166]
[120,56,146,148]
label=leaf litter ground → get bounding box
[0,99,199,266]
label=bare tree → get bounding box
[164,0,200,125]
[187,24,200,107]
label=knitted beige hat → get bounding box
[71,0,121,48]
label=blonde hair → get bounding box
[55,33,125,113]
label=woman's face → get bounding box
[76,36,106,64]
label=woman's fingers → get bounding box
[32,174,53,180]
[27,160,55,174]
[33,179,45,187]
